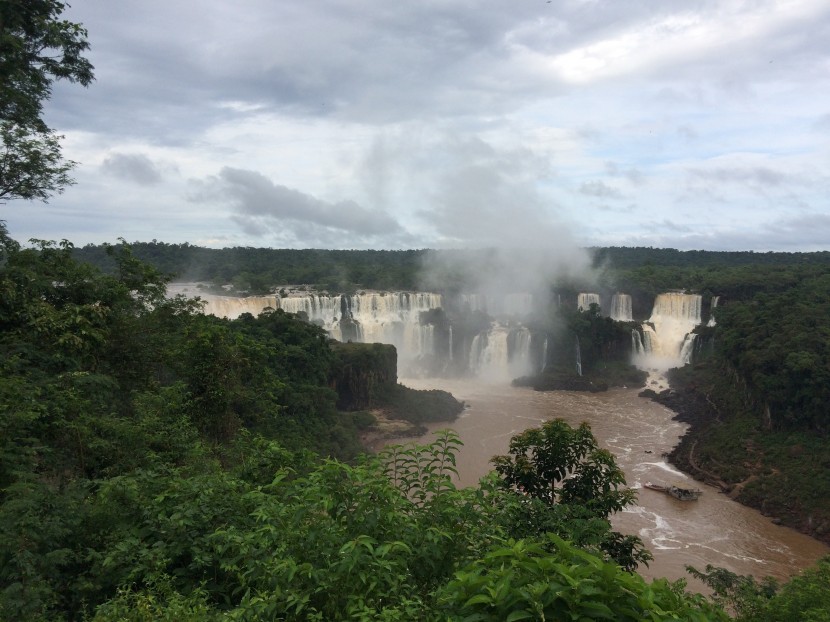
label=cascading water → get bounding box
[578,292,601,311]
[707,296,720,327]
[180,288,443,365]
[636,293,702,370]
[631,329,645,356]
[173,285,543,381]
[469,329,504,381]
[448,325,453,363]
[610,293,633,321]
[511,327,533,374]
[188,292,280,320]
[575,335,582,376]
[469,324,534,381]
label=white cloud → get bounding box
[3,0,826,252]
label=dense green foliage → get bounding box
[714,272,830,432]
[689,559,830,622]
[4,230,829,618]
[1,0,95,202]
[492,419,651,571]
[0,229,736,620]
[642,260,830,542]
[74,243,425,294]
[1,426,729,620]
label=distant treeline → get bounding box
[73,243,426,293]
[591,246,830,269]
[73,242,830,297]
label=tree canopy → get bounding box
[0,0,94,202]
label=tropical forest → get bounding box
[2,2,830,621]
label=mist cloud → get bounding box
[400,134,594,296]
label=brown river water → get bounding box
[388,378,828,588]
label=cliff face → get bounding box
[329,342,398,411]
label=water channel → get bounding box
[389,378,828,588]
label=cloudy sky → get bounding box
[5,0,830,251]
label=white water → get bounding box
[578,292,601,311]
[707,296,720,327]
[172,285,704,384]
[469,324,535,381]
[637,293,702,371]
[610,293,633,321]
[172,285,549,377]
[390,379,829,588]
[169,285,443,368]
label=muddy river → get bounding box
[390,378,828,588]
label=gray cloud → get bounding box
[19,0,830,252]
[622,213,830,252]
[579,180,624,199]
[101,153,164,185]
[687,166,791,188]
[604,162,645,186]
[191,167,408,246]
[596,203,636,214]
[58,0,827,137]
[676,125,698,141]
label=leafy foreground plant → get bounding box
[439,535,723,622]
[82,431,725,621]
[492,419,653,571]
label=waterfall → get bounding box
[610,293,633,321]
[635,293,702,370]
[448,325,454,362]
[631,329,645,356]
[511,328,533,377]
[182,287,445,365]
[470,329,507,380]
[679,333,698,365]
[469,324,534,381]
[186,293,280,320]
[707,295,720,327]
[175,285,551,381]
[578,293,601,311]
[457,293,487,313]
[575,335,582,376]
[419,324,435,356]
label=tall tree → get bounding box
[0,0,94,202]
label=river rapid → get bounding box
[390,378,828,588]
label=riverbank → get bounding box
[643,362,830,546]
[386,377,829,585]
[356,382,465,446]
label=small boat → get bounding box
[644,481,702,501]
